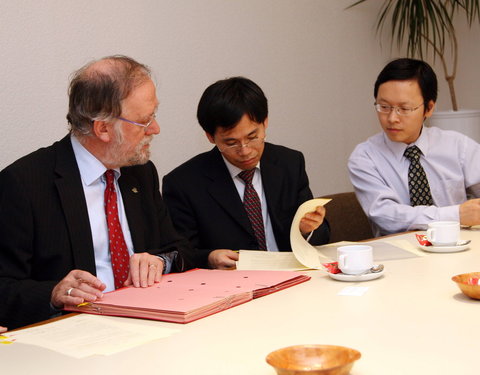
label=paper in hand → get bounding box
[290,198,331,269]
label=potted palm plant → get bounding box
[347,0,480,140]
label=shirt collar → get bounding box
[382,125,430,161]
[70,135,120,186]
[221,154,261,179]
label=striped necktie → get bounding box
[238,169,267,250]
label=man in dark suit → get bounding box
[163,77,329,269]
[0,55,194,329]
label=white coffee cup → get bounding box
[337,245,374,275]
[426,221,460,246]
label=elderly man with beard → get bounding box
[0,55,194,330]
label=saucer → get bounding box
[419,244,469,253]
[327,269,384,282]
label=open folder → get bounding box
[65,269,310,323]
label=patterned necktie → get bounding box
[404,145,434,206]
[238,169,267,250]
[104,170,130,289]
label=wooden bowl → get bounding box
[452,272,480,300]
[266,344,361,375]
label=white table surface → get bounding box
[2,230,480,375]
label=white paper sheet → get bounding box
[5,314,179,358]
[316,240,424,261]
[383,239,426,257]
[236,250,310,270]
[338,286,369,296]
[290,198,331,269]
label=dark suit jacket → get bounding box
[162,143,329,267]
[0,136,194,329]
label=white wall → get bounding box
[1,0,479,196]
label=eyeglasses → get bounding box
[217,136,266,153]
[117,113,157,129]
[374,102,424,116]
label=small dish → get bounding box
[419,244,469,253]
[452,272,480,300]
[266,344,361,375]
[327,269,384,282]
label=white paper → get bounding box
[383,239,426,257]
[338,286,369,296]
[236,250,310,270]
[5,314,179,358]
[290,198,331,269]
[316,240,423,261]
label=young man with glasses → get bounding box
[349,58,480,236]
[163,77,330,269]
[0,55,194,329]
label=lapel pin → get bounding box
[132,187,139,193]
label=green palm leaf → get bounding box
[347,0,480,110]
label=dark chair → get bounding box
[320,192,373,243]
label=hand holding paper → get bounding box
[237,198,331,271]
[290,198,331,269]
[299,205,326,236]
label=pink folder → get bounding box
[65,269,310,323]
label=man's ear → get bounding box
[424,100,436,119]
[92,120,112,143]
[205,131,215,144]
[263,117,269,130]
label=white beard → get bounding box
[104,124,153,167]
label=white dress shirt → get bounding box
[71,136,135,292]
[348,126,480,236]
[222,156,280,251]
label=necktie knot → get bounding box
[404,145,422,161]
[239,169,255,185]
[105,169,115,189]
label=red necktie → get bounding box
[238,169,267,250]
[104,170,130,289]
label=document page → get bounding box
[4,314,179,358]
[290,198,331,269]
[236,250,310,270]
[316,240,423,261]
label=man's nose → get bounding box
[146,119,160,135]
[237,143,254,155]
[387,109,400,122]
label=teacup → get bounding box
[426,221,460,246]
[337,245,373,275]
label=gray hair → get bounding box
[66,55,151,137]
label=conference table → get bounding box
[2,229,480,375]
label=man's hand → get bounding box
[208,249,239,269]
[0,326,7,333]
[124,252,164,288]
[51,270,106,309]
[299,205,326,236]
[459,199,480,226]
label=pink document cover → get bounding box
[65,269,310,323]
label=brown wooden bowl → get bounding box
[452,272,480,300]
[266,344,361,375]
